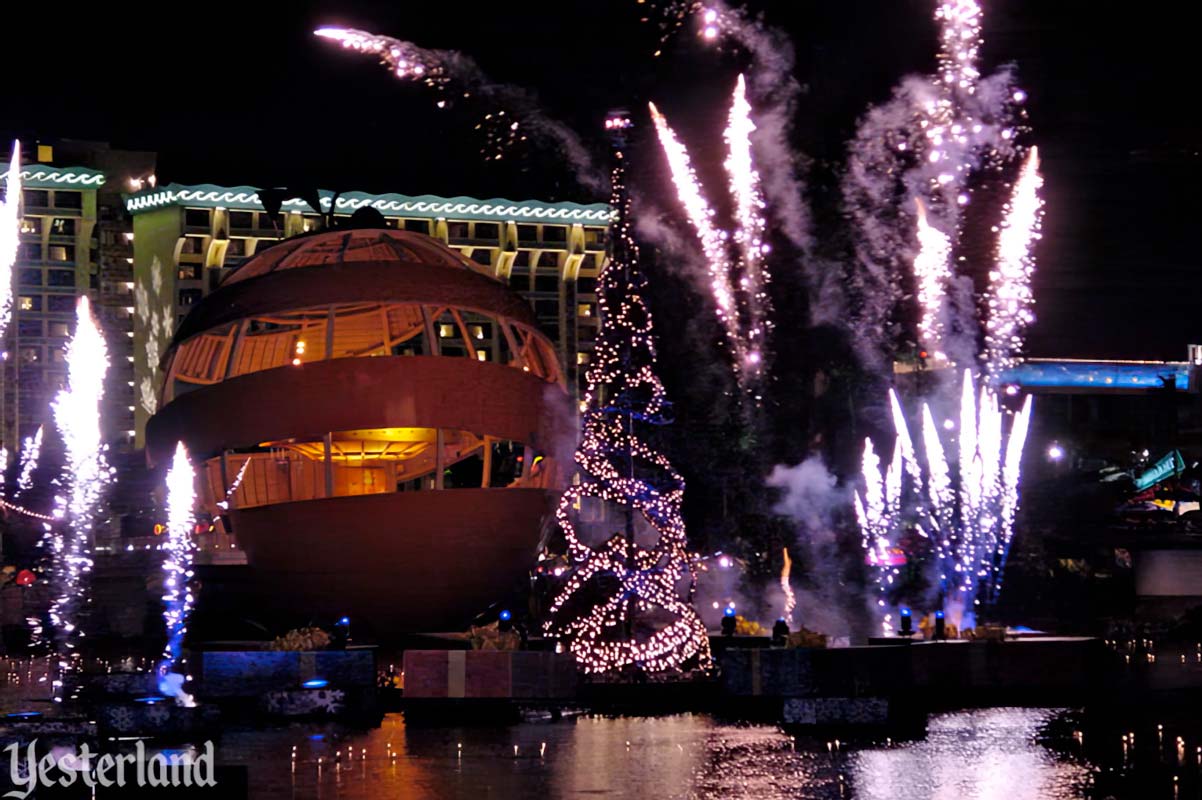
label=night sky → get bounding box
[1,0,1198,360]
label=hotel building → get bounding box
[124,186,611,446]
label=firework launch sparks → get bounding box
[985,146,1044,382]
[45,297,113,698]
[0,142,21,347]
[725,74,773,367]
[856,370,1032,634]
[158,441,198,707]
[780,547,795,625]
[649,75,774,389]
[648,100,746,369]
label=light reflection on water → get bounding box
[219,707,1092,799]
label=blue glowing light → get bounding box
[4,711,43,719]
[723,606,736,618]
[134,696,168,705]
[900,607,911,617]
[337,616,350,626]
[935,610,945,619]
[1000,361,1191,392]
[499,609,512,622]
[302,678,329,689]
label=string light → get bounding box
[0,497,57,522]
[215,458,250,511]
[543,111,711,674]
[158,442,197,707]
[649,74,772,391]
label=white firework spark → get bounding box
[1,142,20,347]
[985,146,1043,382]
[16,425,43,497]
[649,100,746,370]
[725,74,773,370]
[911,198,953,362]
[44,296,113,698]
[158,441,197,706]
[649,75,774,388]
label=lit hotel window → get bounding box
[19,296,39,312]
[577,352,590,365]
[470,325,485,340]
[577,303,593,318]
[476,350,489,362]
[439,324,455,338]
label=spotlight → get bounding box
[934,610,946,640]
[899,608,913,637]
[1046,443,1065,462]
[721,607,737,637]
[498,609,513,632]
[302,678,329,690]
[772,618,789,647]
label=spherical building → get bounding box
[145,227,572,634]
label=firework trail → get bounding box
[315,27,601,188]
[725,74,773,368]
[780,547,795,624]
[842,0,1022,369]
[648,97,750,380]
[158,441,197,706]
[643,2,845,324]
[1,142,20,348]
[650,76,778,388]
[16,425,43,497]
[984,146,1043,382]
[855,369,1032,634]
[44,297,113,698]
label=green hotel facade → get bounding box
[4,143,611,457]
[2,144,148,455]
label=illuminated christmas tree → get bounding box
[544,111,712,674]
